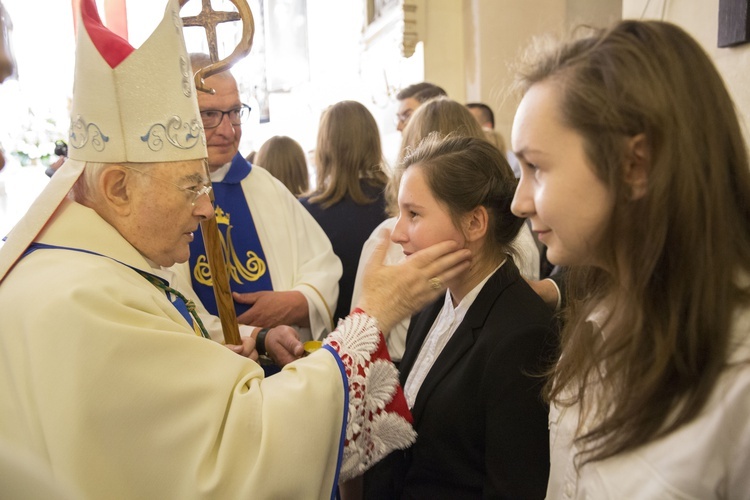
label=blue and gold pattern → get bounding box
[193,206,267,287]
[188,154,274,316]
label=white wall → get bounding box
[623,0,750,144]
[415,0,749,150]
[455,0,620,148]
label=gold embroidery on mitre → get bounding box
[193,206,267,286]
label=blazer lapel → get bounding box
[398,298,444,385]
[406,260,521,425]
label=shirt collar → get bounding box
[209,153,252,184]
[444,258,507,321]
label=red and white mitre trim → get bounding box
[323,309,416,481]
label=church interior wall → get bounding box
[415,0,749,151]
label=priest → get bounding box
[0,0,471,498]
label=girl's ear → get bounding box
[463,205,489,243]
[623,133,649,200]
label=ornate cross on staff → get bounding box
[181,0,239,63]
[179,0,255,345]
[179,0,255,93]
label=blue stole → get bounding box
[189,153,274,317]
[22,243,208,338]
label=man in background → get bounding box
[466,101,507,154]
[395,82,447,133]
[174,53,342,345]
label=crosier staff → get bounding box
[179,0,255,345]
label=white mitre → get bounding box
[69,0,205,162]
[0,0,206,282]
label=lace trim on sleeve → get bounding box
[323,311,417,481]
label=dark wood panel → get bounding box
[718,0,750,47]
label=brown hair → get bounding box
[254,136,309,196]
[308,100,388,208]
[386,97,487,215]
[401,134,523,265]
[466,102,495,128]
[515,20,750,462]
[396,82,447,101]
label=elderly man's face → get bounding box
[126,160,214,267]
[197,74,243,171]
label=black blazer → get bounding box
[364,259,556,500]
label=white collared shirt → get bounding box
[209,162,231,182]
[403,261,505,409]
[546,305,750,499]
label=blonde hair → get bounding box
[308,100,388,208]
[254,136,309,196]
[386,97,487,215]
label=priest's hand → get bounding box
[233,290,310,328]
[225,335,259,361]
[356,230,471,333]
[264,326,305,366]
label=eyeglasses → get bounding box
[121,165,212,206]
[200,104,251,129]
[395,109,414,126]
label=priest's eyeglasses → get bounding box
[200,104,251,129]
[121,165,212,206]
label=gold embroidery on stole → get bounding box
[193,206,267,286]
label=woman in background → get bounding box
[300,100,388,323]
[254,135,309,196]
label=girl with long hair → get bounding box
[511,20,750,497]
[300,100,389,323]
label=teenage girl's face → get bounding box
[391,165,466,256]
[510,81,614,268]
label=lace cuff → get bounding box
[323,309,416,481]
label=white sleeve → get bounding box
[511,223,540,280]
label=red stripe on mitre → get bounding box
[80,0,134,68]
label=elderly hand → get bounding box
[224,326,303,367]
[233,290,310,328]
[356,230,471,333]
[225,335,259,362]
[263,326,305,367]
